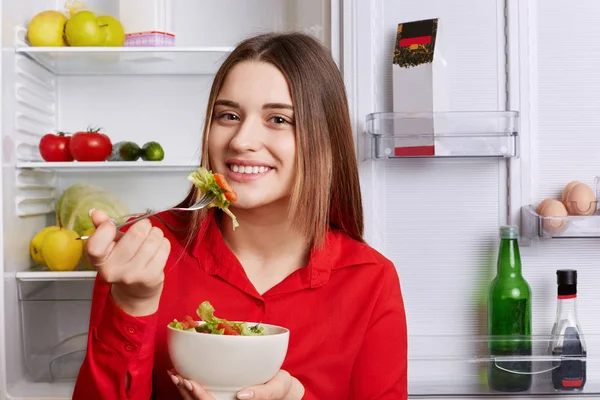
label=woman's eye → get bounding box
[218,113,239,121]
[270,116,288,124]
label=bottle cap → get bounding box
[500,225,519,239]
[557,269,577,286]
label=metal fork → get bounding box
[76,192,216,240]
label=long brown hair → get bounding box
[177,32,363,247]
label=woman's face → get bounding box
[207,61,297,210]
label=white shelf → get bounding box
[15,46,233,76]
[15,269,97,282]
[16,160,199,172]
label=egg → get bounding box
[565,183,596,215]
[561,181,580,204]
[535,198,553,215]
[536,198,569,234]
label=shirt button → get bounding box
[124,343,136,352]
[254,299,262,306]
[126,326,137,334]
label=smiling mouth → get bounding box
[228,164,273,174]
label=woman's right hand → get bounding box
[86,209,171,316]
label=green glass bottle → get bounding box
[487,225,532,392]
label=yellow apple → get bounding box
[65,11,104,46]
[29,225,60,265]
[97,15,125,46]
[27,11,68,47]
[42,228,83,272]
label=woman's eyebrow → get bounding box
[263,103,293,110]
[214,99,239,108]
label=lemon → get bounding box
[42,228,83,272]
[80,227,96,270]
[29,226,60,266]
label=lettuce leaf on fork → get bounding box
[187,167,239,230]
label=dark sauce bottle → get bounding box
[549,270,586,391]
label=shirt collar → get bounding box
[192,210,379,293]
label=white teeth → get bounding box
[229,164,271,174]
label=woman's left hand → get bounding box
[169,369,305,400]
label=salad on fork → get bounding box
[187,167,239,230]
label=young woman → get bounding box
[72,32,407,400]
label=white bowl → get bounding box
[167,321,290,400]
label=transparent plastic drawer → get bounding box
[17,277,94,382]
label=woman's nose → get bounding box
[228,117,263,152]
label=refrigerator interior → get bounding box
[2,0,600,399]
[0,0,331,398]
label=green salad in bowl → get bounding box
[169,301,264,336]
[167,301,289,398]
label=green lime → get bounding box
[141,141,164,161]
[108,141,141,161]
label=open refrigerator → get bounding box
[2,0,600,399]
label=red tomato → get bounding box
[218,323,241,335]
[215,173,238,202]
[69,128,112,162]
[39,132,73,162]
[224,191,238,202]
[181,315,198,330]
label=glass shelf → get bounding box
[16,160,199,172]
[15,269,97,282]
[364,111,519,159]
[522,205,600,240]
[409,334,598,397]
[522,177,600,241]
[15,46,233,76]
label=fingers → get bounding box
[131,226,166,266]
[89,208,112,228]
[111,218,153,262]
[86,208,170,287]
[119,236,170,287]
[146,237,171,273]
[168,370,215,400]
[86,210,117,267]
[239,370,294,400]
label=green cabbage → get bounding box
[56,183,129,235]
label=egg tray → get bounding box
[522,177,600,239]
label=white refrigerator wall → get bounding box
[518,0,600,394]
[355,0,599,398]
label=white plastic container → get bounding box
[119,0,175,46]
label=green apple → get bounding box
[97,15,125,46]
[27,10,68,47]
[65,11,104,46]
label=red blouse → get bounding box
[72,211,408,399]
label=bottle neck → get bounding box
[555,296,579,321]
[497,238,522,276]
